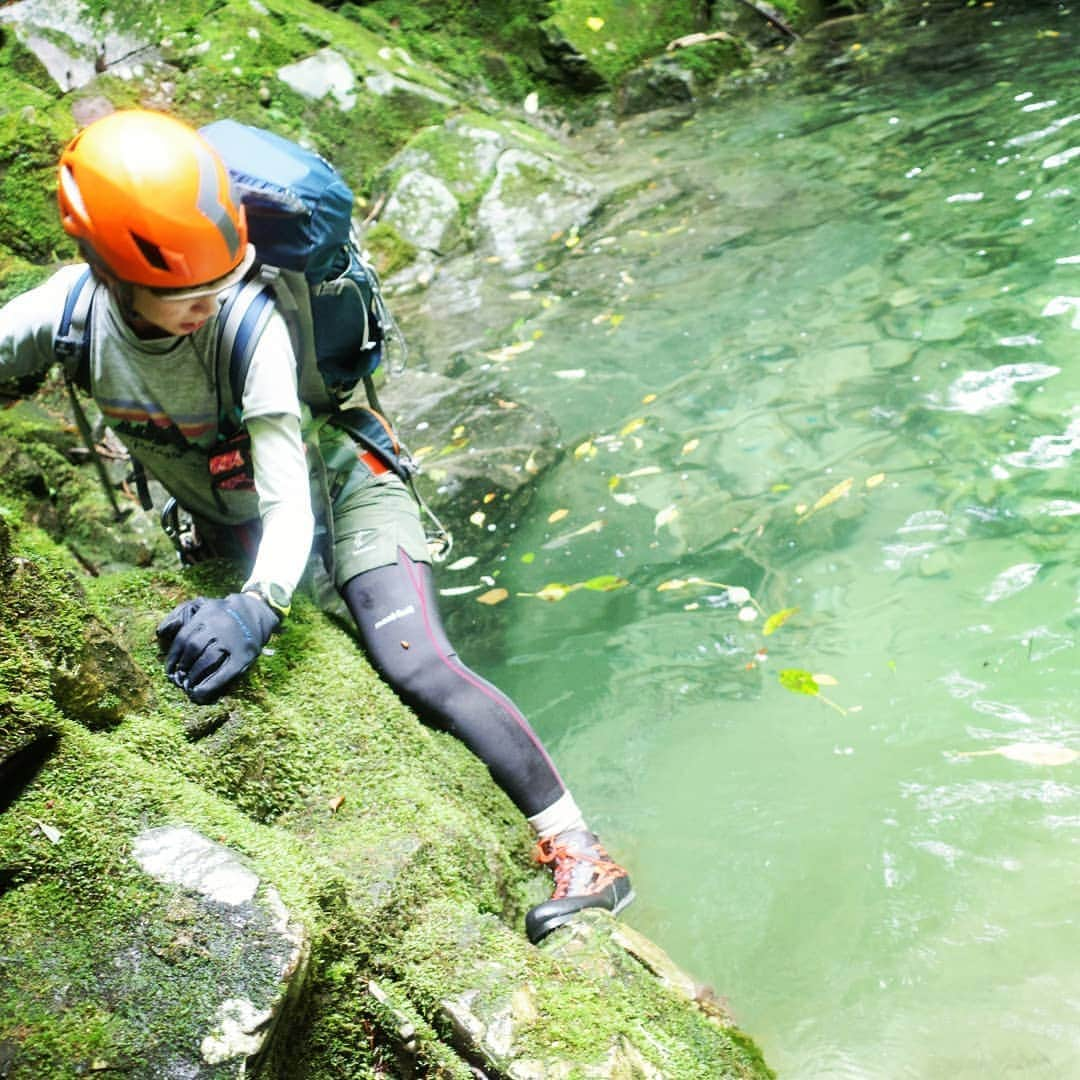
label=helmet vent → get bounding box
[130,232,170,272]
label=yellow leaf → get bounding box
[548,508,570,523]
[812,477,853,513]
[642,393,658,404]
[621,417,646,436]
[795,503,808,515]
[574,440,597,459]
[681,438,700,456]
[609,313,624,328]
[483,492,496,504]
[586,15,605,30]
[608,475,621,490]
[565,234,581,248]
[763,607,799,635]
[866,473,886,488]
[452,425,466,439]
[477,588,509,605]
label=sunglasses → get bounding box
[146,245,255,301]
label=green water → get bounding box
[438,5,1078,1075]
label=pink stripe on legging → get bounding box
[399,549,567,791]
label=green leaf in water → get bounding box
[583,574,629,591]
[779,668,819,696]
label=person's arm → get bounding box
[0,266,88,398]
[241,411,315,605]
[156,309,315,703]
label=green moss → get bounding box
[548,0,710,85]
[0,110,74,263]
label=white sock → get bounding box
[527,791,588,839]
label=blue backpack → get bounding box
[199,119,403,418]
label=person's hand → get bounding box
[156,593,279,704]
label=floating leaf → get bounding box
[439,584,483,597]
[583,574,629,592]
[811,477,853,513]
[543,520,605,549]
[954,743,1079,766]
[657,578,691,591]
[624,466,663,479]
[548,508,569,523]
[642,393,658,404]
[621,417,646,436]
[448,555,479,571]
[763,607,799,636]
[812,673,839,686]
[681,438,700,456]
[469,511,486,527]
[613,492,638,506]
[779,669,819,696]
[477,588,509,606]
[866,473,886,488]
[483,340,535,362]
[654,505,679,532]
[574,440,597,459]
[535,583,572,602]
[771,482,791,493]
[609,314,624,329]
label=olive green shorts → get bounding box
[330,467,430,586]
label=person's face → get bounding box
[130,287,221,336]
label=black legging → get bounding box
[339,550,566,817]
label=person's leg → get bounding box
[340,550,569,817]
[332,466,633,941]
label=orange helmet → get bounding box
[58,110,249,289]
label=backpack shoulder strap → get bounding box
[215,274,280,425]
[54,267,98,390]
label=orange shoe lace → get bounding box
[533,834,627,900]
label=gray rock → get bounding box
[476,148,598,270]
[617,57,695,116]
[277,47,357,109]
[382,170,461,253]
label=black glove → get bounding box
[156,593,279,704]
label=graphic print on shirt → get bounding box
[100,393,216,457]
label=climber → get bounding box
[0,108,632,943]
